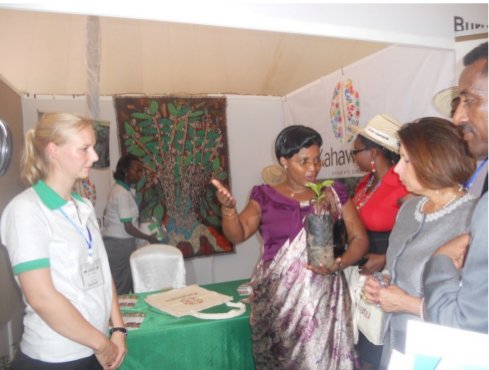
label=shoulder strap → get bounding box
[189,301,246,320]
[329,185,343,220]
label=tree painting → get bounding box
[114,96,233,258]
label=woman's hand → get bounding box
[94,337,119,370]
[378,284,409,313]
[433,233,470,270]
[359,253,386,275]
[107,332,127,369]
[211,179,236,209]
[147,233,160,244]
[363,275,382,304]
[306,257,342,275]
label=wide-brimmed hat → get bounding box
[352,114,403,153]
[262,164,286,185]
[432,86,459,118]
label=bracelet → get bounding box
[110,327,128,337]
[221,207,237,218]
[338,257,343,271]
[419,297,425,321]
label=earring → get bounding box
[370,159,376,173]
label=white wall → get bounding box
[21,94,284,284]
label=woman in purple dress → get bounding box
[212,125,368,370]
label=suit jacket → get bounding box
[423,192,488,334]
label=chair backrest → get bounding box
[130,244,186,293]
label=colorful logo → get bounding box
[79,177,97,206]
[330,79,360,144]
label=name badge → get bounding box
[81,259,104,291]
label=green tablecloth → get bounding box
[119,279,255,370]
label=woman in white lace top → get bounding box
[363,117,477,369]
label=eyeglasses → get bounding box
[293,158,322,168]
[351,148,369,155]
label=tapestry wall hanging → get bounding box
[114,96,233,258]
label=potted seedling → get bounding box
[304,179,336,269]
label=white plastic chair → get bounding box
[130,244,186,293]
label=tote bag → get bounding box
[344,266,387,345]
[356,289,387,345]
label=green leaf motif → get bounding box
[140,136,154,143]
[153,203,164,221]
[149,101,159,115]
[124,122,135,136]
[195,151,202,164]
[138,120,152,128]
[146,142,157,153]
[128,145,145,156]
[212,158,220,170]
[168,103,178,116]
[132,112,150,120]
[190,110,204,118]
[180,106,190,117]
[214,171,227,181]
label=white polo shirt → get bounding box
[0,180,113,362]
[102,180,139,239]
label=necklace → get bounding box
[353,174,381,210]
[289,188,308,198]
[415,193,473,222]
[422,190,461,214]
[285,184,309,198]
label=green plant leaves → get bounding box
[305,179,334,214]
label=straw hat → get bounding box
[352,114,403,153]
[432,86,459,118]
[262,164,286,185]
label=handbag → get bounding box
[344,266,387,345]
[330,185,348,257]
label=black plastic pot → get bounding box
[305,213,335,269]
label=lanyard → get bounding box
[59,207,94,263]
[464,158,488,190]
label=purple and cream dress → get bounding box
[249,183,357,370]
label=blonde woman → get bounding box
[0,113,126,370]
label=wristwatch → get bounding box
[110,327,128,337]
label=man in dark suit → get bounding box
[423,42,488,334]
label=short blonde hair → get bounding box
[21,113,93,185]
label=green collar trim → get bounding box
[33,180,67,210]
[116,180,131,191]
[72,191,83,202]
[33,180,83,210]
